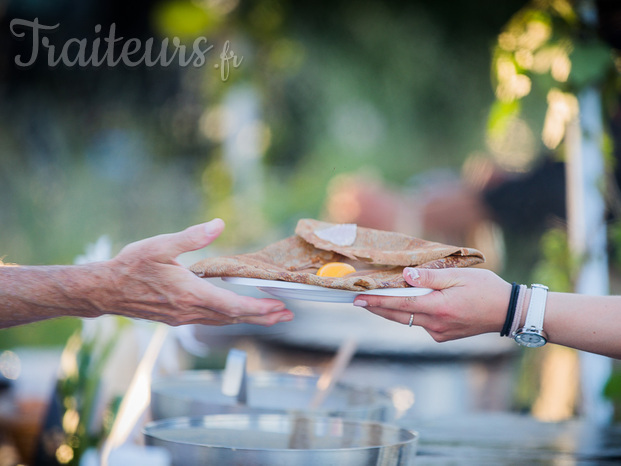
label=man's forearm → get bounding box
[0,221,294,329]
[0,264,106,328]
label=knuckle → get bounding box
[398,296,417,310]
[426,318,449,335]
[431,333,450,343]
[434,306,452,321]
[426,322,443,334]
[225,304,245,318]
[425,328,449,342]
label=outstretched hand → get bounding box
[354,267,511,342]
[99,219,294,326]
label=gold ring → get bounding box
[408,314,414,327]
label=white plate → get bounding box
[221,277,432,303]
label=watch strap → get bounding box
[510,285,527,336]
[523,284,548,331]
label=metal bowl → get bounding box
[151,371,394,422]
[144,414,418,466]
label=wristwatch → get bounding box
[514,284,549,348]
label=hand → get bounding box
[354,267,511,342]
[97,219,294,326]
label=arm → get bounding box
[0,219,294,328]
[542,292,620,359]
[354,267,621,359]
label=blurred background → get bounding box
[0,0,535,345]
[3,0,621,462]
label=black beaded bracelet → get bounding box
[500,282,519,337]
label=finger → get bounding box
[403,267,462,290]
[354,294,428,313]
[360,305,432,328]
[129,219,226,261]
[192,279,289,317]
[367,307,416,326]
[147,297,293,326]
[185,310,294,327]
[233,310,294,326]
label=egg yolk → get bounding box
[316,262,356,277]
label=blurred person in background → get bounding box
[0,219,293,328]
[325,1,621,274]
[324,154,566,273]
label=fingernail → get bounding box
[406,268,419,281]
[278,313,293,323]
[353,299,368,307]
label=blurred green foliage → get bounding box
[604,368,621,422]
[0,319,80,350]
[487,0,613,156]
[533,227,574,293]
[199,0,531,246]
[490,0,621,417]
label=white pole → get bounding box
[565,86,613,424]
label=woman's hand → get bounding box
[354,267,511,342]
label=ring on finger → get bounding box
[408,314,414,327]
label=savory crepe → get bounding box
[190,218,485,291]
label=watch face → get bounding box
[515,332,546,348]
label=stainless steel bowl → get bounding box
[144,414,418,466]
[151,371,394,422]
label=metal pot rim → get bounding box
[143,413,419,452]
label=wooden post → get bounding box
[565,86,613,423]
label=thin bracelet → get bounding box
[500,282,519,337]
[509,285,527,337]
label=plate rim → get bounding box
[220,276,432,297]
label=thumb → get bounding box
[127,219,225,261]
[173,218,226,256]
[403,267,460,290]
